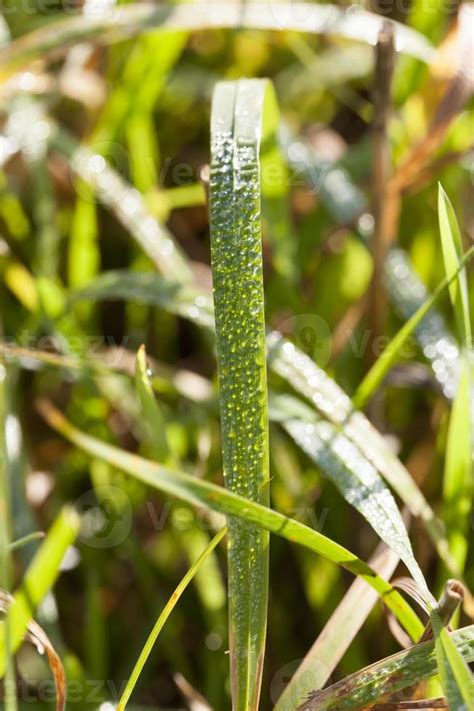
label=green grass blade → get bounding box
[210,79,271,710]
[92,30,187,192]
[438,185,472,348]
[354,246,474,409]
[301,624,474,710]
[438,188,473,573]
[117,527,226,711]
[135,345,170,462]
[39,401,424,642]
[444,359,472,570]
[7,532,45,552]
[433,616,474,711]
[0,505,80,676]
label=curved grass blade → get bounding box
[354,246,474,410]
[210,79,272,710]
[0,506,80,676]
[117,528,226,711]
[38,400,424,642]
[299,624,474,710]
[384,248,461,400]
[0,3,433,75]
[7,531,45,552]
[271,392,428,593]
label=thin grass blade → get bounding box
[444,359,472,570]
[117,528,226,711]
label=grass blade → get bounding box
[433,616,474,711]
[7,532,45,552]
[52,128,194,282]
[301,625,474,710]
[210,79,272,710]
[117,528,226,711]
[0,505,80,675]
[434,186,474,710]
[38,401,424,642]
[444,359,472,570]
[0,350,17,711]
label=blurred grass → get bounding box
[0,0,473,709]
